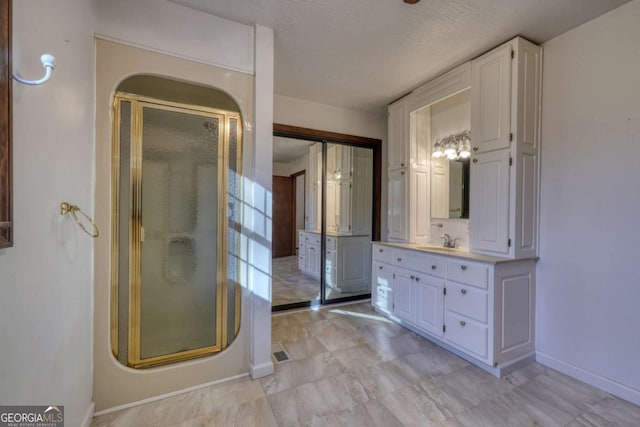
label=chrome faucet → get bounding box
[441,234,459,248]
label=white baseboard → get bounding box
[94,372,249,417]
[536,351,640,406]
[250,361,274,379]
[81,402,95,427]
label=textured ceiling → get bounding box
[171,0,629,113]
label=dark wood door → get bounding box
[273,176,294,258]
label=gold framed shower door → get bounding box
[110,93,242,369]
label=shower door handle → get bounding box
[140,226,145,243]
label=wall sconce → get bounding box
[13,53,56,86]
[432,130,471,160]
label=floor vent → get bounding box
[271,342,292,364]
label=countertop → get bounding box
[372,241,539,264]
[299,229,370,238]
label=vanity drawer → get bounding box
[327,236,337,250]
[446,260,488,289]
[445,282,488,323]
[372,244,394,264]
[394,249,444,278]
[445,311,488,360]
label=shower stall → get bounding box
[111,84,242,368]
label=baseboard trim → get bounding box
[250,361,274,379]
[81,402,95,427]
[536,351,640,406]
[94,372,249,417]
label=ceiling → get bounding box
[171,0,629,113]
[273,136,314,163]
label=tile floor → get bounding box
[92,303,640,426]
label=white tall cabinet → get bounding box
[470,37,541,258]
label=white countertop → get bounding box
[372,241,539,264]
[300,229,370,238]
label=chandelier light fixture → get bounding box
[432,130,471,160]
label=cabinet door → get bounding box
[470,150,510,254]
[388,169,408,241]
[471,43,512,153]
[388,101,408,169]
[307,145,318,230]
[325,249,337,287]
[393,269,415,323]
[415,274,444,338]
[338,180,351,234]
[372,262,394,315]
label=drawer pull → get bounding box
[397,257,402,262]
[472,159,478,163]
[459,320,466,327]
[460,265,467,271]
[473,147,478,152]
[379,266,383,270]
[379,248,384,253]
[401,162,405,167]
[415,277,420,282]
[461,288,467,295]
[431,265,437,270]
[410,275,415,280]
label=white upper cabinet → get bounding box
[388,100,408,170]
[471,44,513,154]
[470,37,541,258]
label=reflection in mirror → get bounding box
[272,136,321,308]
[431,157,469,219]
[324,144,373,302]
[427,89,471,220]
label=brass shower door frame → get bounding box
[110,93,242,368]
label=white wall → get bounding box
[0,1,97,426]
[538,0,640,405]
[273,153,308,177]
[96,0,254,74]
[274,95,387,238]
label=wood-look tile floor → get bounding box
[92,303,640,427]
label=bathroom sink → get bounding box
[417,245,459,253]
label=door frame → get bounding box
[273,124,382,309]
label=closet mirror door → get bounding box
[323,143,373,302]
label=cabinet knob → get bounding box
[401,162,405,167]
[379,248,384,253]
[431,265,437,270]
[460,265,467,271]
[415,277,420,282]
[410,275,415,280]
[461,289,467,295]
[379,266,383,270]
[473,147,478,152]
[472,159,478,163]
[401,171,405,175]
[397,257,402,262]
[459,320,466,327]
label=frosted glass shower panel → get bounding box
[140,107,221,359]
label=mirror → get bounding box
[427,89,471,220]
[431,157,469,219]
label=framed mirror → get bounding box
[0,0,12,249]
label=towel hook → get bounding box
[13,54,56,86]
[60,202,99,238]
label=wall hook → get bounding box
[13,54,56,86]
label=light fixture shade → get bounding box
[432,139,444,158]
[444,137,457,156]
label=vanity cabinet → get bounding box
[371,243,536,376]
[300,230,371,292]
[306,144,321,231]
[470,37,541,258]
